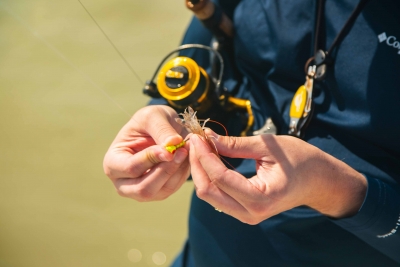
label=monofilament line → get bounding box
[77,0,143,85]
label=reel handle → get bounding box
[220,94,254,136]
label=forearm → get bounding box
[305,150,367,219]
[297,144,400,261]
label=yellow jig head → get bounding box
[165,140,186,154]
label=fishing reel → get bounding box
[143,44,254,136]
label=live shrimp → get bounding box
[165,106,219,156]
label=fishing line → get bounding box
[77,0,143,85]
[0,2,132,118]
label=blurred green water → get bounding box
[0,1,193,266]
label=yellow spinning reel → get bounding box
[157,55,212,112]
[143,44,253,136]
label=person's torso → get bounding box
[186,0,400,266]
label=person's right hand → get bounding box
[103,105,190,201]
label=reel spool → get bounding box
[143,44,223,113]
[156,56,213,112]
[143,44,253,136]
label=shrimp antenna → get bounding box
[208,119,229,136]
[77,0,143,84]
[198,119,229,136]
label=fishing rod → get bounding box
[77,0,254,136]
[2,0,256,136]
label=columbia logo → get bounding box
[378,32,400,55]
[378,32,387,43]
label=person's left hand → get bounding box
[189,130,367,225]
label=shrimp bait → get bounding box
[168,106,219,156]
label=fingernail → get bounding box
[206,129,219,140]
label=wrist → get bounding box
[305,150,367,219]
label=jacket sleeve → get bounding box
[333,175,400,262]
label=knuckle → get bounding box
[134,185,155,201]
[115,184,155,201]
[162,166,175,177]
[115,186,131,198]
[138,105,155,120]
[195,187,211,200]
[244,217,261,225]
[161,184,175,195]
[209,168,230,185]
[238,212,264,225]
[103,165,113,179]
[103,154,114,178]
[103,155,140,180]
[225,136,242,151]
[155,195,169,201]
[118,165,139,178]
[247,201,265,214]
[116,189,128,198]
[154,124,173,138]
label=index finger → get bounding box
[189,134,253,220]
[104,144,175,180]
[190,134,258,197]
[132,105,186,146]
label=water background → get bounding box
[0,1,193,266]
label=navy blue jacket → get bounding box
[168,0,400,266]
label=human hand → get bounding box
[103,105,191,201]
[189,130,367,224]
